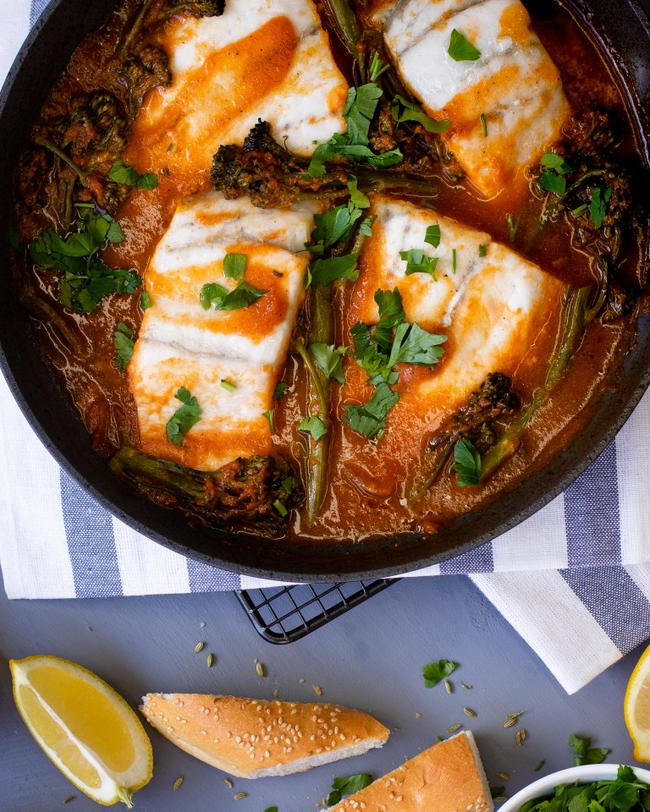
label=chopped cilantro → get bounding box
[311,343,347,384]
[200,280,267,311]
[506,214,521,243]
[480,113,488,137]
[220,379,237,392]
[590,187,612,229]
[281,474,298,494]
[453,437,482,487]
[113,322,135,372]
[478,244,487,258]
[309,202,363,258]
[359,217,374,237]
[448,29,481,61]
[347,176,370,209]
[452,247,457,274]
[223,252,248,280]
[140,290,152,310]
[262,409,275,433]
[343,382,399,439]
[569,734,610,767]
[299,415,328,441]
[309,253,360,286]
[327,775,373,807]
[425,224,441,248]
[29,208,140,314]
[272,500,288,518]
[423,659,458,688]
[369,52,390,82]
[540,152,574,175]
[538,171,567,196]
[166,387,202,446]
[401,249,439,279]
[273,381,289,400]
[391,94,450,133]
[108,160,158,190]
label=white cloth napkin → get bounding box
[2,0,650,697]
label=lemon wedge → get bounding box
[624,642,650,762]
[9,655,153,806]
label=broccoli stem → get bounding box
[120,0,157,57]
[406,443,454,508]
[480,284,594,480]
[324,0,364,78]
[109,445,212,501]
[33,135,88,184]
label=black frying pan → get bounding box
[0,0,649,581]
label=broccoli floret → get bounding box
[117,44,172,120]
[62,91,129,175]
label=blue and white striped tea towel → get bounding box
[2,0,650,696]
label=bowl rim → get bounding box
[499,763,650,812]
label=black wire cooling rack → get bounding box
[235,580,396,644]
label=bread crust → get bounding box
[139,693,389,778]
[328,731,494,812]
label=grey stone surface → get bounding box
[0,572,645,811]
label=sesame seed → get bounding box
[312,684,323,696]
[201,730,206,736]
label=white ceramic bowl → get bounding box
[499,764,650,812]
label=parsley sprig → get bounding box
[423,659,458,687]
[307,83,403,178]
[166,387,202,446]
[29,208,141,314]
[345,289,447,439]
[391,94,450,133]
[108,160,158,190]
[519,766,646,812]
[453,437,482,487]
[113,322,135,372]
[327,774,373,806]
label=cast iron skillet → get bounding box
[0,0,649,581]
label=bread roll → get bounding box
[328,731,493,812]
[139,693,389,778]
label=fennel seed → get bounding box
[256,662,266,678]
[445,680,453,694]
[516,728,527,746]
[63,797,75,804]
[496,773,510,781]
[463,707,477,717]
[222,778,234,789]
[507,710,526,720]
[447,723,462,733]
[234,792,248,800]
[173,776,184,791]
[462,683,473,690]
[503,718,517,728]
[194,641,205,653]
[207,653,214,668]
[493,796,508,804]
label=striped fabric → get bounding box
[1,0,650,695]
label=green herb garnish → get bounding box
[299,415,328,441]
[590,187,612,229]
[479,244,487,257]
[448,29,481,61]
[311,343,347,384]
[391,94,450,133]
[401,249,439,279]
[113,322,135,372]
[223,252,248,280]
[327,775,373,807]
[309,253,360,286]
[272,500,288,518]
[29,209,140,314]
[369,53,390,82]
[220,379,237,392]
[262,409,275,433]
[569,734,610,766]
[538,172,567,197]
[506,214,521,243]
[423,659,458,688]
[166,387,202,446]
[425,224,441,248]
[200,280,267,311]
[108,160,158,190]
[453,437,482,487]
[140,290,152,310]
[480,113,488,137]
[273,382,289,400]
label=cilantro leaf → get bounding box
[365,147,403,169]
[453,437,482,487]
[273,381,289,400]
[344,83,383,145]
[108,160,158,189]
[373,288,406,351]
[389,322,447,367]
[347,176,370,209]
[200,281,267,311]
[327,775,373,807]
[310,253,359,286]
[166,387,202,446]
[425,224,441,248]
[140,290,152,310]
[569,733,610,767]
[391,94,450,133]
[223,252,247,280]
[200,282,228,310]
[113,322,135,372]
[423,659,458,687]
[590,187,612,229]
[310,204,362,256]
[343,381,399,439]
[538,171,567,196]
[264,807,279,812]
[369,52,390,82]
[448,29,481,61]
[299,415,328,441]
[569,734,591,758]
[541,152,574,175]
[262,409,275,433]
[401,248,439,278]
[311,343,347,384]
[29,209,140,314]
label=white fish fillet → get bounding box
[127,0,348,178]
[352,196,564,421]
[373,0,571,198]
[129,192,318,471]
